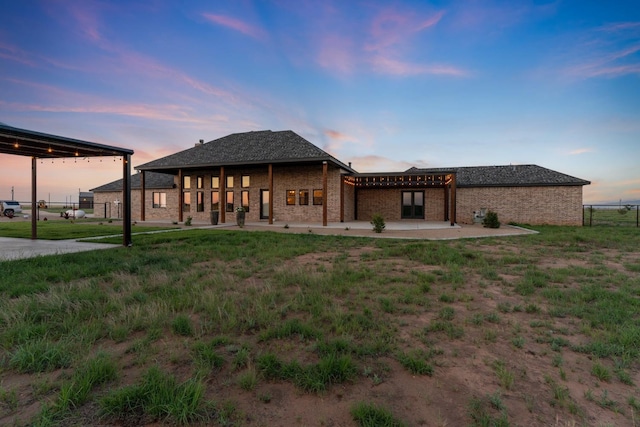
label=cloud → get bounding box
[569,148,594,155]
[563,21,640,79]
[202,13,266,40]
[370,56,468,77]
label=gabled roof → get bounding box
[136,130,355,173]
[406,165,590,187]
[91,171,175,192]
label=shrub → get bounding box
[370,214,386,233]
[483,210,500,228]
[185,216,193,226]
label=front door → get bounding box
[260,190,270,219]
[401,191,424,219]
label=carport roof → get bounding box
[0,123,134,158]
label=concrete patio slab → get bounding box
[0,237,119,261]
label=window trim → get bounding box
[226,191,234,212]
[299,189,309,205]
[241,175,250,188]
[286,190,296,206]
[312,189,323,205]
[241,190,250,212]
[211,191,220,211]
[152,192,167,208]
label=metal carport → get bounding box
[0,124,134,246]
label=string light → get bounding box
[14,141,19,148]
[48,146,53,153]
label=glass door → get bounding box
[401,191,425,219]
[260,190,270,219]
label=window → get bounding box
[152,192,167,208]
[313,189,323,205]
[197,176,204,189]
[226,176,234,188]
[226,191,234,212]
[211,191,220,211]
[241,190,250,212]
[241,175,250,188]
[299,190,309,205]
[183,192,191,212]
[197,192,204,212]
[211,176,220,189]
[183,175,191,189]
[286,190,296,205]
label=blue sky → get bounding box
[1,0,639,204]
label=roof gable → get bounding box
[407,165,590,187]
[137,130,353,172]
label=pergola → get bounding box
[0,124,134,246]
[348,171,458,225]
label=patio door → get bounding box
[260,190,270,219]
[401,191,424,219]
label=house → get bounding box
[92,130,590,226]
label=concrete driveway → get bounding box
[0,237,119,261]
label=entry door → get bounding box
[401,191,424,219]
[260,190,270,219]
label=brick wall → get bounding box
[357,188,447,221]
[456,185,584,225]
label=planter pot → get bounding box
[236,210,245,227]
[210,211,219,225]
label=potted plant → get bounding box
[236,206,245,227]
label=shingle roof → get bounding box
[136,130,354,172]
[406,165,590,187]
[90,171,175,192]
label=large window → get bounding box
[241,175,250,188]
[196,192,204,212]
[313,189,323,205]
[211,176,220,189]
[226,191,234,212]
[226,176,234,188]
[211,191,220,211]
[183,175,191,189]
[241,190,250,212]
[152,192,167,208]
[286,190,296,205]
[299,190,309,205]
[183,192,191,212]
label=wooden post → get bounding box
[268,164,273,224]
[123,154,132,246]
[220,166,225,224]
[140,171,146,221]
[340,175,344,223]
[450,173,457,226]
[31,156,37,240]
[322,161,328,226]
[178,169,183,223]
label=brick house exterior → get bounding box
[92,131,590,226]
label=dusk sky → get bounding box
[1,0,639,204]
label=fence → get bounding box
[583,205,639,227]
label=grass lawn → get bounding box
[0,226,639,426]
[0,220,178,240]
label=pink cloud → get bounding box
[371,56,468,77]
[366,9,444,52]
[202,13,266,40]
[315,34,356,75]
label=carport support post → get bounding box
[322,161,328,226]
[450,173,457,226]
[122,154,132,246]
[31,156,37,240]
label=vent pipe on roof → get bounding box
[348,162,352,168]
[195,139,204,147]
